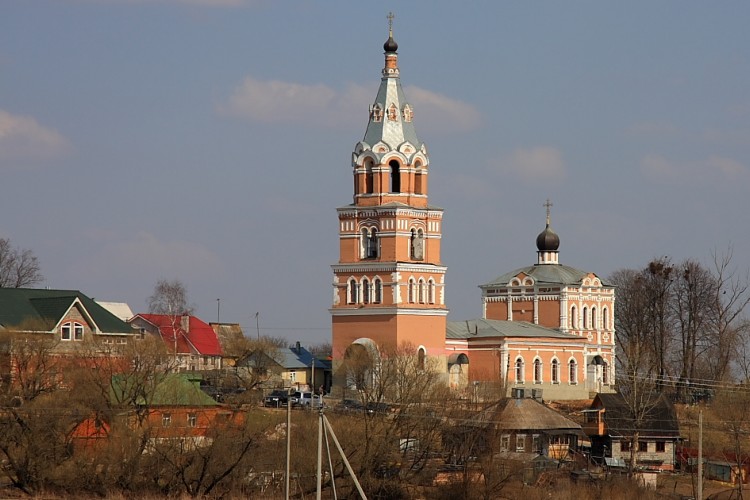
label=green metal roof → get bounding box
[481,264,611,288]
[0,288,132,334]
[111,373,219,407]
[446,318,579,340]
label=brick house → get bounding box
[129,313,223,371]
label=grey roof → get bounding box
[276,346,328,370]
[591,393,680,439]
[472,398,583,433]
[446,318,579,340]
[481,263,611,288]
[362,73,422,152]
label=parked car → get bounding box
[264,390,290,408]
[292,391,325,409]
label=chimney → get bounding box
[295,341,301,353]
[181,315,190,334]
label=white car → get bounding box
[291,391,325,408]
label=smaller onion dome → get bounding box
[536,224,560,252]
[384,34,398,53]
[536,200,560,251]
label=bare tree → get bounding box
[147,279,195,316]
[0,237,43,288]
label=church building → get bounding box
[331,22,615,400]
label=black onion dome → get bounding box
[536,224,560,252]
[384,35,398,53]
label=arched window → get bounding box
[362,228,378,259]
[569,359,577,385]
[408,278,416,303]
[602,362,609,385]
[570,306,577,329]
[389,160,401,193]
[349,278,359,304]
[417,347,425,370]
[374,278,382,304]
[418,278,426,303]
[364,158,374,194]
[362,278,370,304]
[515,358,524,384]
[582,307,588,329]
[428,279,435,304]
[603,308,609,330]
[414,161,424,194]
[534,358,542,384]
[591,307,597,330]
[410,228,424,260]
[551,359,560,383]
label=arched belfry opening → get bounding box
[389,160,401,193]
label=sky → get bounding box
[2,1,749,346]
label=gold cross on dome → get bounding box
[387,12,395,34]
[544,199,553,224]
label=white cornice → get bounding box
[330,307,450,317]
[332,263,447,274]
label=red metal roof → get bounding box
[138,314,223,356]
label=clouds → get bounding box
[218,76,480,135]
[0,110,69,163]
[641,154,749,184]
[493,146,566,183]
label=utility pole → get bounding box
[255,312,260,340]
[285,390,292,500]
[698,410,703,500]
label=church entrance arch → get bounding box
[342,338,380,390]
[587,355,604,392]
[448,353,469,390]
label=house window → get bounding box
[116,338,127,344]
[417,347,425,370]
[639,441,648,452]
[534,359,542,384]
[162,413,172,427]
[349,279,359,304]
[532,434,541,453]
[188,413,197,428]
[61,322,84,341]
[371,104,383,122]
[408,279,416,303]
[61,324,71,341]
[620,441,630,452]
[500,435,510,451]
[656,441,666,453]
[374,278,382,304]
[428,279,435,304]
[289,370,296,382]
[516,434,526,452]
[551,359,559,384]
[569,359,577,384]
[515,358,524,384]
[602,362,609,384]
[418,278,426,303]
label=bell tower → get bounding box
[331,17,448,365]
